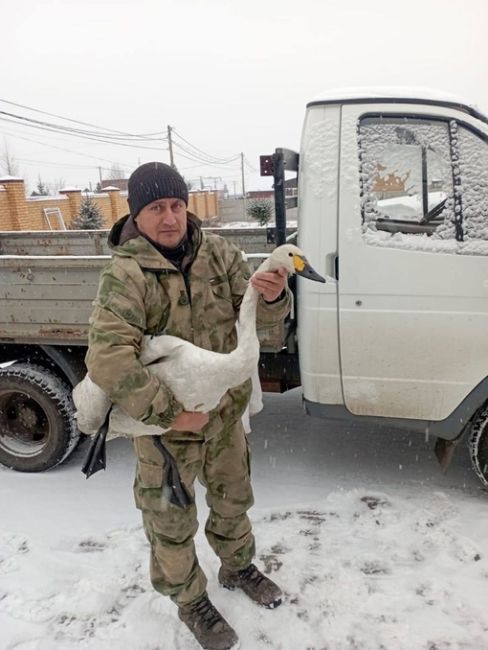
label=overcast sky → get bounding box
[1,0,487,194]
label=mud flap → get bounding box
[434,431,465,472]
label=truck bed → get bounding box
[0,227,295,346]
[0,255,105,344]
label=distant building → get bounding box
[247,190,274,200]
[101,178,128,191]
[284,177,298,197]
[248,176,297,201]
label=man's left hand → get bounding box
[250,267,288,302]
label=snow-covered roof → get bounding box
[308,87,488,122]
[0,175,23,182]
[102,185,120,191]
[58,186,81,193]
[311,86,467,103]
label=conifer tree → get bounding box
[31,175,49,196]
[72,194,105,229]
[247,198,273,226]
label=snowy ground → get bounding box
[1,388,488,650]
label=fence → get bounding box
[0,178,219,231]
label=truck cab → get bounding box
[263,89,488,487]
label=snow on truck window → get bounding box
[358,116,488,255]
[458,125,488,240]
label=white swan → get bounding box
[73,243,325,438]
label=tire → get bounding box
[0,363,80,472]
[468,404,488,488]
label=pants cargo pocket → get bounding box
[133,460,164,511]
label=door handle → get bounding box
[325,253,339,281]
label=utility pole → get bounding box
[241,152,246,217]
[167,125,175,168]
[233,180,237,197]
[97,166,102,183]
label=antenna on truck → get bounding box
[260,148,299,246]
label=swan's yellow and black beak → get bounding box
[293,255,326,283]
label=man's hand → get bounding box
[250,267,288,302]
[171,410,209,432]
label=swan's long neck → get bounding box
[237,283,260,353]
[235,256,275,361]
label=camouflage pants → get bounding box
[133,414,255,607]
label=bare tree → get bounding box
[1,140,19,176]
[109,163,125,180]
[50,178,67,194]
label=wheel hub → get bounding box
[9,403,38,430]
[0,390,49,455]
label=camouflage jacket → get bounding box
[86,214,292,430]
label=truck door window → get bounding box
[359,117,454,237]
[358,116,488,255]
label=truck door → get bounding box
[338,103,488,420]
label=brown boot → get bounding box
[178,594,238,650]
[218,563,282,609]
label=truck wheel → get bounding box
[0,363,80,472]
[468,404,488,488]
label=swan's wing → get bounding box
[140,334,186,365]
[108,405,168,439]
[149,343,250,412]
[74,333,259,439]
[73,374,111,436]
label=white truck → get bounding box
[260,89,488,488]
[1,89,487,488]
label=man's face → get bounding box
[136,198,187,248]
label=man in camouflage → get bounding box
[86,162,291,650]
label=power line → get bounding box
[0,113,168,150]
[0,109,167,141]
[244,156,258,172]
[172,146,243,169]
[178,162,241,172]
[0,99,257,184]
[172,129,240,165]
[0,97,166,139]
[172,142,241,167]
[0,127,140,166]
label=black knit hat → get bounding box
[127,162,189,217]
